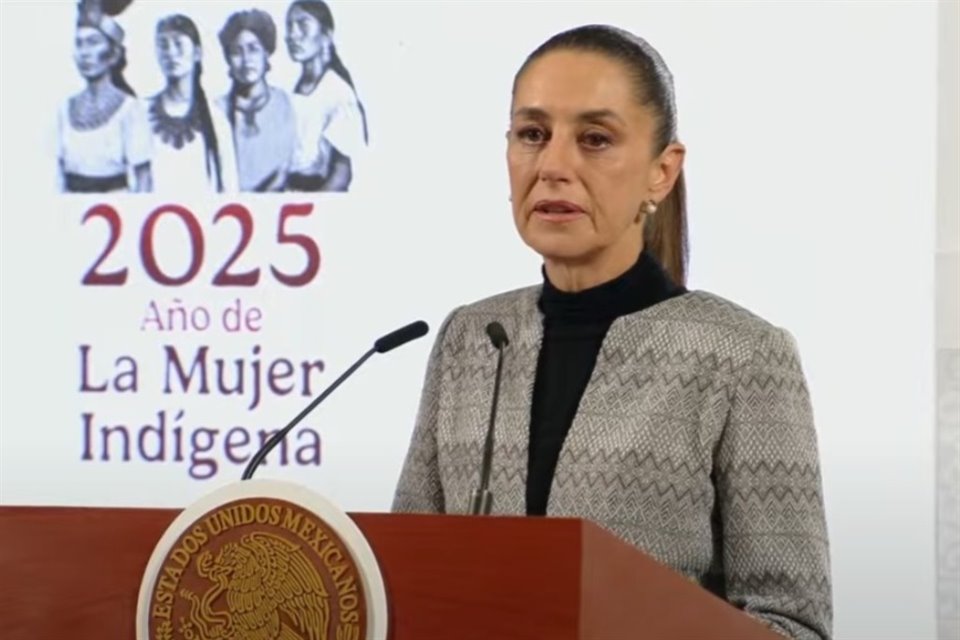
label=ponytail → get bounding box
[192,63,223,192]
[644,168,688,287]
[330,49,368,144]
[110,46,136,96]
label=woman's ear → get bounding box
[647,142,685,202]
[321,30,335,62]
[106,43,123,68]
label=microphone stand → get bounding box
[469,334,506,515]
[242,348,375,480]
[241,320,429,481]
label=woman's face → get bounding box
[74,25,118,80]
[226,29,269,86]
[156,29,200,81]
[285,6,330,64]
[507,50,683,272]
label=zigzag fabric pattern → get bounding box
[392,286,833,640]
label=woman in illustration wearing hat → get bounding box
[57,0,152,193]
[217,9,296,193]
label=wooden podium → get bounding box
[0,506,780,639]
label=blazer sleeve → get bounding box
[715,326,833,640]
[391,307,460,514]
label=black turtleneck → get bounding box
[526,251,687,516]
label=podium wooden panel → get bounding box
[0,506,780,639]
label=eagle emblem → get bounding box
[178,532,331,640]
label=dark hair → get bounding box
[82,0,133,17]
[219,9,277,56]
[110,46,136,97]
[219,9,277,135]
[157,14,223,191]
[513,25,688,286]
[289,0,368,144]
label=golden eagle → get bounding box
[181,532,331,640]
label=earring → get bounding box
[636,200,657,224]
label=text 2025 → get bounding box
[81,203,321,287]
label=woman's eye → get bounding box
[581,132,612,149]
[517,127,547,144]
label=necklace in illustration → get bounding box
[68,87,125,131]
[148,95,202,149]
[234,90,270,137]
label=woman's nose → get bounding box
[537,138,576,184]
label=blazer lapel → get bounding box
[546,311,658,515]
[485,288,542,516]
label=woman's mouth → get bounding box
[533,200,586,222]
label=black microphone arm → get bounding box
[469,321,510,515]
[241,320,429,480]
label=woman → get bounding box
[147,14,237,193]
[392,25,832,640]
[57,5,152,193]
[217,9,296,193]
[284,0,368,192]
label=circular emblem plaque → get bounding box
[137,480,388,640]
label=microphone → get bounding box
[242,320,429,480]
[469,321,510,515]
[374,321,429,353]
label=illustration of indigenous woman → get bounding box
[147,14,237,193]
[216,9,296,193]
[57,0,152,193]
[284,0,368,192]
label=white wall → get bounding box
[0,2,940,638]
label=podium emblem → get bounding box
[137,480,388,640]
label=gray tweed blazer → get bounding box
[392,286,832,640]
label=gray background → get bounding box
[936,2,958,639]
